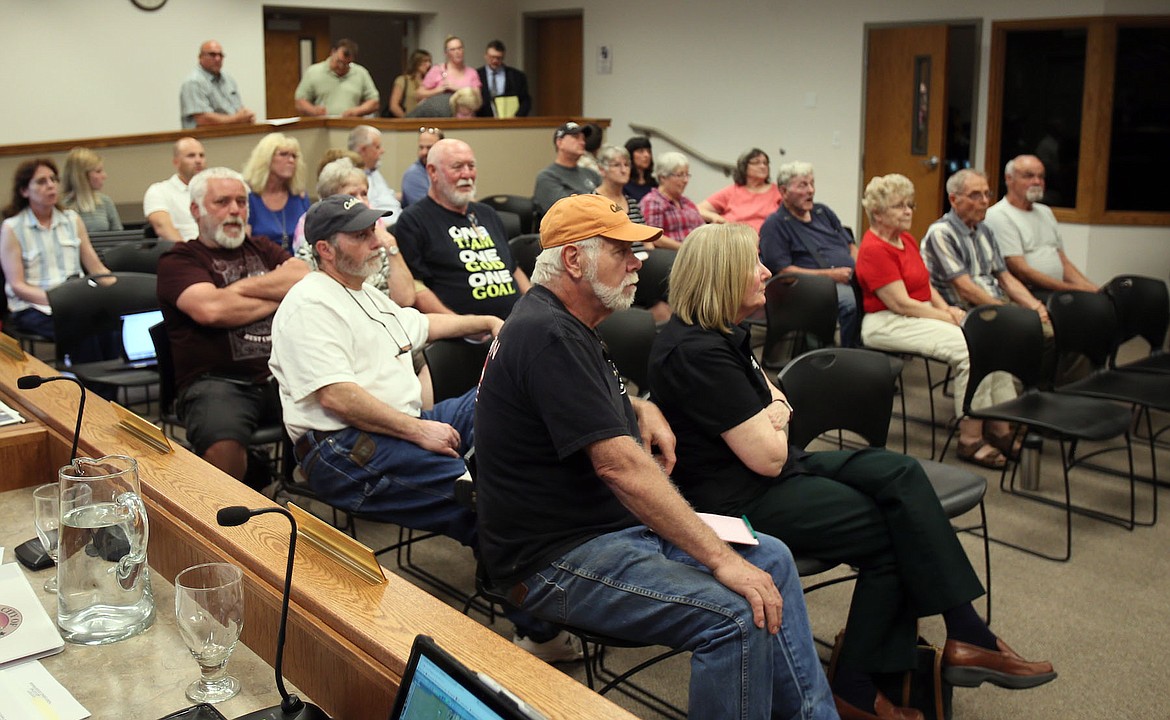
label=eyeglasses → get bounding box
[891,201,916,211]
[419,127,443,136]
[669,172,692,180]
[962,191,992,202]
[202,52,224,58]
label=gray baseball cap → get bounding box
[304,194,391,243]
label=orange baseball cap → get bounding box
[539,194,663,249]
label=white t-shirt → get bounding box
[143,174,197,241]
[984,199,1064,281]
[269,271,429,442]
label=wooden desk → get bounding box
[0,352,636,719]
[1,484,304,719]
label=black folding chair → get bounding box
[939,304,1137,561]
[780,347,993,621]
[102,240,176,274]
[761,273,838,369]
[1048,290,1169,513]
[1103,275,1170,374]
[507,234,541,279]
[47,273,159,409]
[597,307,656,396]
[481,194,536,235]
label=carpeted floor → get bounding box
[288,338,1167,719]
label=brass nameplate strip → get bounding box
[111,403,172,454]
[0,334,26,361]
[288,503,386,585]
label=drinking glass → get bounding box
[33,483,60,592]
[174,562,244,703]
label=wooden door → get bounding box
[863,25,949,240]
[264,16,331,119]
[533,15,583,117]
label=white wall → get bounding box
[0,0,517,142]
[2,0,1167,279]
[510,0,1168,281]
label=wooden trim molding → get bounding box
[0,117,610,158]
[985,15,1170,227]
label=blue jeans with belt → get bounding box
[299,388,479,543]
[516,526,837,720]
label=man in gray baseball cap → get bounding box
[532,121,601,216]
[269,194,584,663]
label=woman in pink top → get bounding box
[855,173,1017,469]
[418,35,481,101]
[698,148,782,231]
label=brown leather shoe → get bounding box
[834,691,924,720]
[942,638,1057,689]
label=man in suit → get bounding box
[475,40,531,118]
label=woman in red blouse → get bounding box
[855,173,1017,469]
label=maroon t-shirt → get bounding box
[157,237,291,392]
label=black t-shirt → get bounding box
[156,237,291,392]
[395,197,521,318]
[475,285,639,588]
[648,317,807,515]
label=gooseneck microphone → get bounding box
[217,506,329,720]
[19,374,86,459]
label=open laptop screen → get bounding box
[121,309,163,363]
[388,635,539,720]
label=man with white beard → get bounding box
[984,154,1097,293]
[394,139,530,318]
[268,196,581,661]
[157,167,308,482]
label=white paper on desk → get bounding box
[697,512,760,545]
[0,660,90,720]
[0,563,65,667]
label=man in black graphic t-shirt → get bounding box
[395,139,529,319]
[157,167,308,482]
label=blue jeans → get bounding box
[516,527,837,720]
[835,283,860,348]
[301,388,479,543]
[301,387,555,640]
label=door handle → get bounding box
[922,155,940,170]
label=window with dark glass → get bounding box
[1107,27,1170,212]
[997,29,1086,208]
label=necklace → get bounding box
[263,198,289,247]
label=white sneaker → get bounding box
[512,630,584,663]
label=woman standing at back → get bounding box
[388,50,432,117]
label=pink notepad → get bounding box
[697,513,760,546]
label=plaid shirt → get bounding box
[639,188,704,241]
[920,210,1007,308]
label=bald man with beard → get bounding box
[394,138,530,318]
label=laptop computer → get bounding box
[119,309,163,370]
[387,635,545,720]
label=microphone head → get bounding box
[217,506,256,527]
[17,375,44,389]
